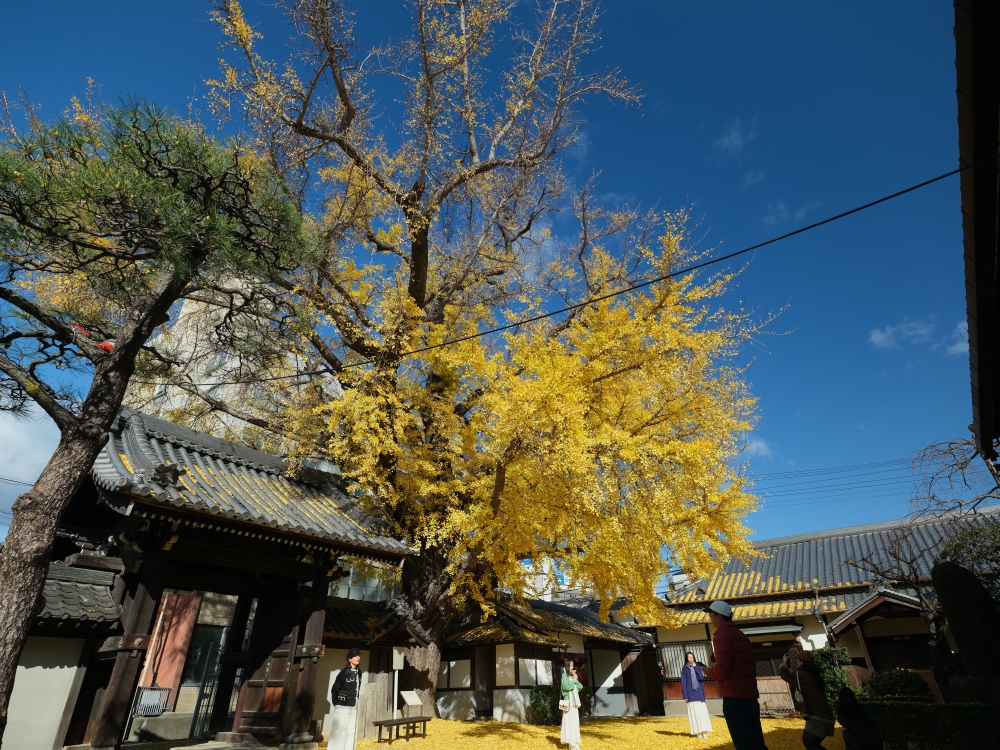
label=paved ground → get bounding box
[346,717,846,750]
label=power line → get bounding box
[759,478,915,499]
[754,474,913,495]
[752,466,912,491]
[749,458,910,480]
[141,153,1000,387]
[0,475,33,487]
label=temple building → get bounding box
[7,408,412,750]
[437,596,656,723]
[654,507,1000,716]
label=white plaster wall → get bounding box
[436,690,475,720]
[797,620,829,650]
[317,648,372,733]
[560,634,585,653]
[589,648,628,716]
[449,659,471,688]
[863,617,928,638]
[656,624,710,643]
[7,636,84,750]
[492,687,531,722]
[495,644,515,687]
[835,628,865,660]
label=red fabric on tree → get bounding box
[704,619,759,699]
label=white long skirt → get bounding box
[686,700,713,736]
[560,688,581,748]
[328,704,358,750]
[560,705,581,748]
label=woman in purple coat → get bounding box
[680,652,713,739]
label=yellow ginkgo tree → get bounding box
[142,0,768,703]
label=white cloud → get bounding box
[741,170,764,189]
[763,200,790,226]
[764,199,821,227]
[714,118,755,157]
[743,437,773,459]
[0,410,60,534]
[794,201,822,221]
[869,319,935,349]
[946,321,969,356]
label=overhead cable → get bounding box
[136,151,1000,386]
[0,475,32,487]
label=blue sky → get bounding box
[0,1,973,541]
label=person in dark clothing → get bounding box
[836,687,883,750]
[779,649,835,750]
[329,648,363,750]
[703,601,768,750]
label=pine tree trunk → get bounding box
[0,426,110,745]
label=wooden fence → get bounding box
[354,673,433,742]
[757,676,795,716]
[355,673,391,742]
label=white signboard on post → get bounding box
[400,690,423,708]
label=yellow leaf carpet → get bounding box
[342,717,846,750]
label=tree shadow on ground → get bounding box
[453,722,541,739]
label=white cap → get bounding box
[703,600,733,618]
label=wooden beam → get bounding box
[287,572,329,743]
[89,551,167,749]
[170,540,323,580]
[853,623,874,673]
[164,564,294,595]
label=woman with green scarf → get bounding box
[560,658,584,750]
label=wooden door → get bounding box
[474,646,494,716]
[635,649,665,715]
[231,592,301,743]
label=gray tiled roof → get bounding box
[671,590,874,626]
[38,564,121,624]
[324,597,404,642]
[518,598,653,645]
[670,505,1000,606]
[827,587,922,633]
[446,596,653,649]
[91,409,409,558]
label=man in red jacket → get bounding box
[703,601,768,750]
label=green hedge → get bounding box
[869,667,934,699]
[528,684,594,724]
[811,646,853,713]
[857,700,996,749]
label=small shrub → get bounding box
[869,668,934,699]
[859,700,997,749]
[528,684,594,723]
[811,646,852,713]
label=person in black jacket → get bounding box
[329,648,363,750]
[836,687,883,750]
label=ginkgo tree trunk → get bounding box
[0,96,301,742]
[145,0,768,709]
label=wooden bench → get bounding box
[372,715,433,744]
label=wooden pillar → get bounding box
[853,622,875,673]
[282,575,328,748]
[208,594,254,733]
[89,552,167,749]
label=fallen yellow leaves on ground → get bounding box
[352,717,845,750]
